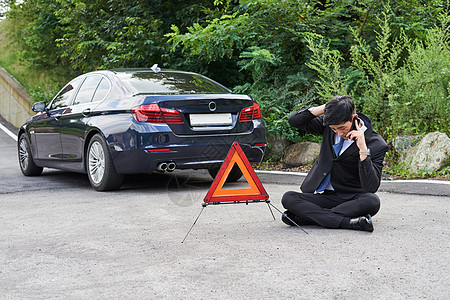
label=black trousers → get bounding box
[281,190,381,228]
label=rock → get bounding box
[283,142,320,167]
[400,132,450,172]
[264,137,290,160]
[392,135,422,155]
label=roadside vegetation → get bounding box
[0,19,71,102]
[0,0,449,178]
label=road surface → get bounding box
[1,119,449,299]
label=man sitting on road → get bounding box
[281,95,388,232]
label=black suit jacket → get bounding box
[289,108,388,199]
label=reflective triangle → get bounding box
[204,142,269,203]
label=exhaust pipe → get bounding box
[167,162,176,172]
[157,162,168,172]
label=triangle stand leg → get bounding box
[181,204,207,243]
[266,200,276,220]
[267,202,308,234]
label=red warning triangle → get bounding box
[204,142,269,203]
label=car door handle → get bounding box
[82,108,91,117]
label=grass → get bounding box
[383,164,450,180]
[0,19,69,103]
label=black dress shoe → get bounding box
[349,215,374,232]
[281,211,312,226]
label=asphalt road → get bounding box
[1,120,449,299]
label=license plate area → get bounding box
[189,113,232,126]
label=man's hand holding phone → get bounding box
[347,117,369,160]
[348,117,361,141]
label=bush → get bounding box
[391,13,450,136]
[305,6,449,141]
[3,0,448,146]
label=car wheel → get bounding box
[87,134,124,191]
[208,164,243,182]
[18,133,43,176]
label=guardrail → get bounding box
[0,66,33,129]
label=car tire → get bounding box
[18,133,43,176]
[87,134,124,191]
[208,164,243,182]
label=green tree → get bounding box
[7,0,70,70]
[3,0,448,144]
[7,0,219,73]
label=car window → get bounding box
[91,78,111,102]
[117,71,230,95]
[50,77,84,110]
[73,76,103,105]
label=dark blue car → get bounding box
[18,67,266,191]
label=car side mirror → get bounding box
[32,101,46,112]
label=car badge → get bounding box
[208,101,217,112]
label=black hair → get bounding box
[323,95,356,126]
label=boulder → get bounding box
[392,135,422,155]
[400,132,450,172]
[283,142,320,167]
[264,136,290,160]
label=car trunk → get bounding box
[148,94,256,135]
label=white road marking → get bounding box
[0,123,17,142]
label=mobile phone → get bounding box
[350,117,359,131]
[350,117,359,140]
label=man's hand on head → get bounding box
[309,104,326,117]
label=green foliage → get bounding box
[350,4,408,138]
[7,0,219,73]
[237,46,280,83]
[438,166,450,177]
[53,0,167,72]
[384,163,450,179]
[305,33,350,101]
[166,12,250,63]
[234,81,312,143]
[7,0,70,71]
[0,18,71,101]
[2,0,448,154]
[305,4,449,141]
[391,12,450,136]
[29,84,61,104]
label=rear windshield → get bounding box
[116,71,230,95]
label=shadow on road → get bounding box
[12,169,215,194]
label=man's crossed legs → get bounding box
[281,191,380,232]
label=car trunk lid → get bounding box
[145,94,257,135]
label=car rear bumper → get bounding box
[110,136,266,174]
[105,117,266,174]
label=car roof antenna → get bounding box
[151,64,161,73]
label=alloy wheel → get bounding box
[88,140,105,184]
[19,138,29,171]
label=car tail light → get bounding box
[239,103,262,121]
[145,148,171,153]
[131,104,183,123]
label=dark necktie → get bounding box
[316,137,344,193]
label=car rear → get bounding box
[106,69,266,174]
